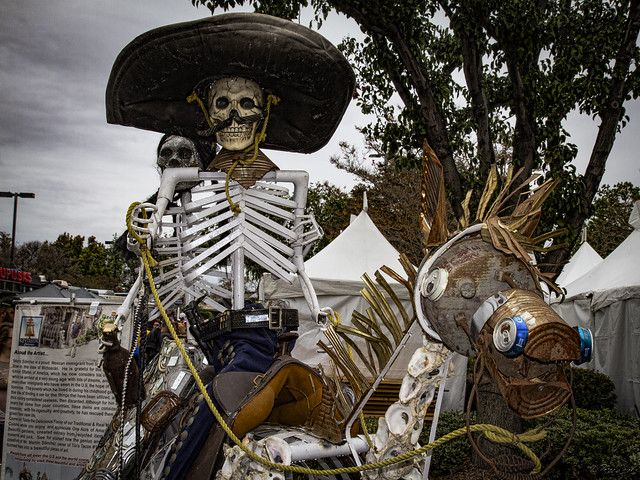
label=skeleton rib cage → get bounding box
[149,171,320,316]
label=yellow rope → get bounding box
[126,203,543,476]
[125,202,158,267]
[225,94,280,215]
[187,91,214,128]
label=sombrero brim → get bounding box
[106,13,355,154]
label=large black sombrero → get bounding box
[106,13,355,154]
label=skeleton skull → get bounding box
[157,135,202,190]
[208,77,264,151]
[157,135,201,170]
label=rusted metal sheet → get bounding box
[479,331,573,418]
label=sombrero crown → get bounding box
[106,13,355,154]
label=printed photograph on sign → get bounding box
[17,316,42,347]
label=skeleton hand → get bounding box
[293,214,323,256]
[128,202,160,250]
[316,307,332,329]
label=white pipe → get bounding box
[152,167,200,238]
[232,248,245,309]
[115,268,143,328]
[289,435,369,462]
[272,170,323,322]
[422,352,452,479]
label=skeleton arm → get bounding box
[118,167,201,328]
[127,167,201,250]
[274,170,326,325]
[113,266,143,330]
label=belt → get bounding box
[198,307,299,341]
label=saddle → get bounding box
[187,357,351,479]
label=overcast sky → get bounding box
[1,0,639,247]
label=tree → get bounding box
[586,181,640,257]
[0,232,11,266]
[305,180,356,257]
[328,140,429,266]
[191,0,640,274]
[53,232,85,259]
[2,232,138,291]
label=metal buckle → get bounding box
[268,306,283,330]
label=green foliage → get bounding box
[1,231,137,290]
[570,367,617,411]
[525,408,640,480]
[305,180,355,258]
[420,396,637,479]
[586,182,640,257]
[423,368,628,478]
[0,232,11,266]
[422,411,476,476]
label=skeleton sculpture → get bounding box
[87,13,359,480]
[106,77,335,480]
[121,76,324,323]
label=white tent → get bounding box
[552,200,640,416]
[260,202,467,411]
[555,241,603,288]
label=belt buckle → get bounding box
[268,307,283,330]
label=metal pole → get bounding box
[10,194,18,267]
[1,191,35,268]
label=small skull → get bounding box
[157,135,202,190]
[208,77,264,151]
[157,135,201,170]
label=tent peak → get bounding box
[362,191,368,213]
[630,200,640,231]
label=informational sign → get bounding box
[1,301,124,480]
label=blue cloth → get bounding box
[162,327,279,480]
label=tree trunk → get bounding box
[473,369,522,468]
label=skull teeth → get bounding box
[219,126,252,139]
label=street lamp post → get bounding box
[0,191,36,267]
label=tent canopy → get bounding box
[555,241,603,288]
[19,284,101,300]
[552,200,640,417]
[305,208,407,281]
[559,201,640,308]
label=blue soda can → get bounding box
[574,326,594,364]
[493,315,529,358]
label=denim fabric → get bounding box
[162,327,279,480]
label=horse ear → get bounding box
[419,139,449,250]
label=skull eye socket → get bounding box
[215,97,229,109]
[239,97,255,110]
[178,148,192,160]
[160,148,172,159]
